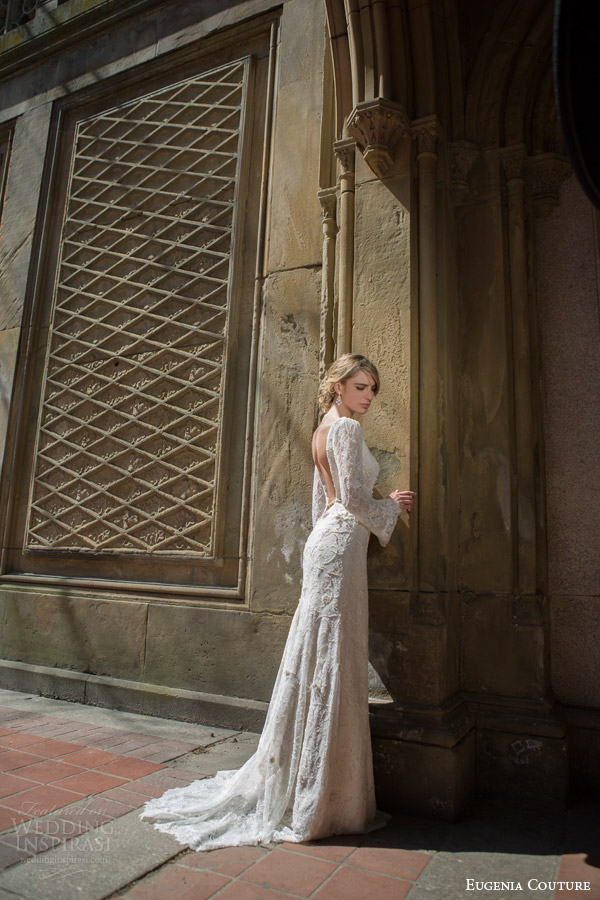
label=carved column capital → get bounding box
[499,143,527,184]
[527,153,571,217]
[334,138,356,179]
[412,115,440,159]
[346,99,409,178]
[317,187,338,235]
[448,140,480,192]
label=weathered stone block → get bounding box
[551,595,600,708]
[249,268,321,614]
[0,104,52,331]
[0,326,19,476]
[565,709,600,794]
[476,727,567,809]
[461,594,547,698]
[143,604,291,703]
[535,176,600,599]
[266,0,324,272]
[1,589,147,680]
[369,591,459,706]
[456,170,514,594]
[373,729,475,819]
[353,167,412,592]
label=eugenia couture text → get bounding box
[466,880,591,892]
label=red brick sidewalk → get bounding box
[0,702,598,900]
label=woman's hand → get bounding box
[389,490,416,513]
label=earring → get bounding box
[335,393,342,407]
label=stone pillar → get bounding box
[412,115,441,593]
[333,138,356,354]
[499,143,537,597]
[317,187,338,382]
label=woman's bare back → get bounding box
[312,422,337,503]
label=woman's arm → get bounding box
[329,417,401,546]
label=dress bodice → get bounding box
[311,416,399,547]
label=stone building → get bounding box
[0,0,597,818]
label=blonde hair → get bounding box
[317,353,380,412]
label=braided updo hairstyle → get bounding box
[317,353,380,412]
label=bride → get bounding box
[140,353,415,850]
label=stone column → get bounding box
[317,187,338,383]
[333,138,356,354]
[413,115,441,592]
[500,143,536,596]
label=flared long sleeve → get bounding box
[312,466,327,527]
[328,417,400,547]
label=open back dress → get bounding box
[140,415,400,850]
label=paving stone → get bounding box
[126,861,229,900]
[15,760,84,784]
[14,816,88,840]
[0,752,44,772]
[0,690,237,747]
[214,885,295,900]
[0,808,183,900]
[167,733,259,776]
[1,831,61,855]
[52,771,129,795]
[348,846,431,880]
[95,758,163,780]
[135,747,189,763]
[71,796,134,819]
[0,775,37,800]
[403,850,560,900]
[0,808,31,833]
[314,865,412,900]
[242,847,337,898]
[2,784,84,816]
[0,840,31,869]
[0,735,45,750]
[59,809,112,831]
[26,741,85,759]
[178,845,268,877]
[280,837,357,863]
[56,748,123,768]
[98,787,151,807]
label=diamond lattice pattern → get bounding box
[26,61,247,556]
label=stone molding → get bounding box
[346,98,409,178]
[333,137,356,179]
[527,152,571,217]
[448,139,480,191]
[499,142,527,183]
[411,114,440,159]
[317,186,338,226]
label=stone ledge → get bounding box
[0,0,166,78]
[0,658,267,732]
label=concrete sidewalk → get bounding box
[0,688,597,900]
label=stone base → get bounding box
[0,659,267,733]
[372,731,476,820]
[474,697,568,809]
[370,698,476,819]
[564,706,600,795]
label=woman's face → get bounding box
[336,370,377,415]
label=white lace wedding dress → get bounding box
[140,415,400,850]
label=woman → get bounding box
[140,353,415,850]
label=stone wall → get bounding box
[0,0,597,816]
[0,0,328,731]
[534,175,600,789]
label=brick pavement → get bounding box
[0,692,597,900]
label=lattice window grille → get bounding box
[25,60,248,557]
[1,0,48,34]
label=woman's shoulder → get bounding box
[328,416,362,442]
